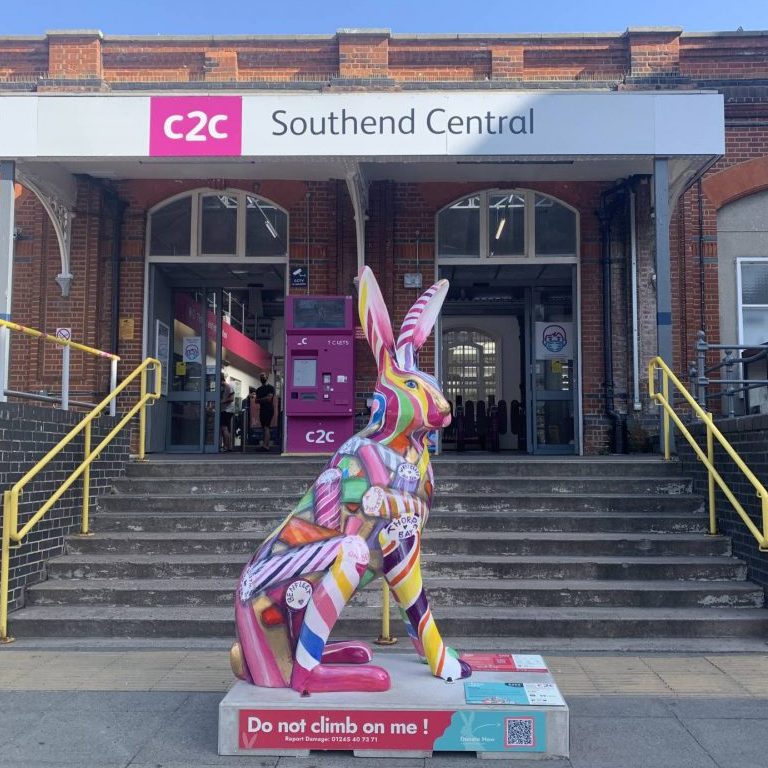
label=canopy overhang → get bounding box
[1,89,723,183]
[0,89,724,297]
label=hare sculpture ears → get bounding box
[357,266,449,371]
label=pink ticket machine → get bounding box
[284,295,355,454]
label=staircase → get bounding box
[8,455,768,649]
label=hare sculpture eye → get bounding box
[405,379,418,389]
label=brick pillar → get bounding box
[491,45,523,80]
[47,30,103,80]
[626,27,681,78]
[337,29,390,79]
[204,50,239,81]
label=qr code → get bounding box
[504,716,535,748]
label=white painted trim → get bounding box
[735,257,768,346]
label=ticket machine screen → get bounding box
[292,358,317,388]
[292,298,347,329]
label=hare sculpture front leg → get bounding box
[290,535,390,695]
[379,520,471,683]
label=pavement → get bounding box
[1,643,768,767]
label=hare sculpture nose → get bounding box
[434,395,450,416]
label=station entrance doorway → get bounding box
[146,262,284,453]
[439,264,578,455]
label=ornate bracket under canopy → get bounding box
[15,164,77,297]
[343,159,370,270]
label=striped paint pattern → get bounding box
[293,536,368,677]
[379,527,448,678]
[239,537,343,602]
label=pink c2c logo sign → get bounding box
[149,96,242,156]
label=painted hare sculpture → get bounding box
[230,266,471,694]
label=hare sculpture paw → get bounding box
[291,662,390,695]
[437,654,472,683]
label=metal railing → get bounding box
[689,329,768,418]
[1,356,162,643]
[649,356,768,552]
[0,319,119,414]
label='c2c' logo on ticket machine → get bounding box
[149,96,243,156]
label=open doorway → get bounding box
[439,263,578,455]
[147,262,285,454]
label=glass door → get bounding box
[528,279,578,454]
[167,288,223,452]
[203,289,222,452]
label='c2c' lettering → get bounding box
[150,96,243,157]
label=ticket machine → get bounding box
[284,296,355,454]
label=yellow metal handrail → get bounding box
[649,356,768,552]
[1,356,161,643]
[0,318,120,361]
[0,318,121,414]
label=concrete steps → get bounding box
[64,531,732,558]
[11,604,768,640]
[7,454,767,647]
[124,457,686,479]
[26,578,765,609]
[96,492,704,515]
[43,553,749,582]
[85,510,709,534]
[112,475,693,496]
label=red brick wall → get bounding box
[48,33,103,79]
[10,179,115,399]
[680,34,768,80]
[523,38,628,81]
[0,39,47,78]
[0,28,726,86]
[5,169,703,454]
[627,29,681,77]
[338,32,389,79]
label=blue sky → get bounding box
[4,0,768,36]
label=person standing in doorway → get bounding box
[220,372,235,452]
[255,372,275,451]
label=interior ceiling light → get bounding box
[495,218,506,240]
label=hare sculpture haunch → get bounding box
[230,267,472,694]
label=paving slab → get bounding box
[1,690,768,767]
[666,698,768,718]
[683,718,768,768]
[0,762,128,768]
[133,702,244,765]
[2,652,768,766]
[566,696,673,718]
[568,715,720,768]
[0,705,172,764]
[277,757,426,768]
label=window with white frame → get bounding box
[443,329,498,404]
[437,190,577,260]
[148,190,288,259]
[738,259,768,346]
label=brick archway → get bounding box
[702,156,768,210]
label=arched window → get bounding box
[148,190,288,259]
[443,328,498,404]
[437,190,577,260]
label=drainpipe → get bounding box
[598,184,628,453]
[697,179,706,334]
[108,193,127,357]
[630,188,642,412]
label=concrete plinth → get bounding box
[219,653,569,759]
